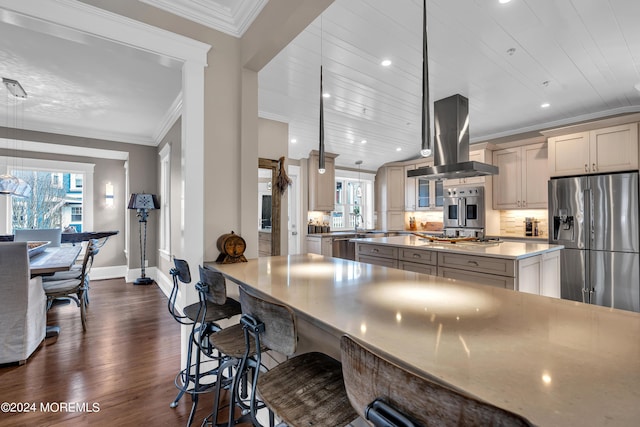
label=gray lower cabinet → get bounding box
[354,242,560,297]
[398,261,436,275]
[356,243,398,268]
[439,266,515,289]
[397,248,437,275]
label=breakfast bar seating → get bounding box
[340,335,533,426]
[168,261,242,427]
[231,287,357,427]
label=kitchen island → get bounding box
[354,235,563,297]
[207,254,640,427]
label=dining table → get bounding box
[29,245,82,276]
[206,254,640,427]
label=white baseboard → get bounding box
[91,265,127,280]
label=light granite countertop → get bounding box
[352,235,563,260]
[208,254,640,427]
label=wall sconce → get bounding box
[105,182,114,207]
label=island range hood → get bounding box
[407,94,498,180]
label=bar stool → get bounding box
[167,260,242,426]
[220,287,357,427]
[340,334,534,427]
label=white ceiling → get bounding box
[2,0,640,171]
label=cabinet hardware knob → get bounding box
[413,253,421,258]
[523,200,526,207]
[585,164,589,172]
[468,260,479,266]
[593,163,597,172]
[372,248,379,253]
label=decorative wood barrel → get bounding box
[216,231,247,263]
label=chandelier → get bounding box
[1,77,31,197]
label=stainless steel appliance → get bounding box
[332,237,355,261]
[548,172,640,312]
[443,186,485,238]
[407,94,498,180]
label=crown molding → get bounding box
[153,92,183,144]
[140,0,268,38]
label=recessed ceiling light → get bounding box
[290,139,297,144]
[541,103,550,108]
[396,147,402,152]
[506,47,516,56]
[361,139,367,144]
[381,59,392,67]
[322,92,330,98]
[499,0,512,4]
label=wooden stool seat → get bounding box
[183,298,241,324]
[209,323,265,358]
[340,335,534,427]
[258,351,357,427]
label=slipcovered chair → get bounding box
[340,335,534,427]
[0,242,46,365]
[14,228,62,247]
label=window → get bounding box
[332,169,374,231]
[0,157,94,235]
[70,173,83,191]
[71,206,83,222]
[158,144,171,258]
[51,173,63,189]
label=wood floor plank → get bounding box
[0,278,251,427]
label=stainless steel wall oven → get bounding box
[443,186,485,236]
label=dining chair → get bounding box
[224,287,357,427]
[14,228,62,247]
[340,335,534,427]
[0,242,47,365]
[41,239,99,331]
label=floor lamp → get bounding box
[128,193,160,285]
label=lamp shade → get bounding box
[127,193,160,210]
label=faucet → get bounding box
[354,214,363,233]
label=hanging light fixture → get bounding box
[1,77,31,197]
[420,0,432,157]
[318,16,326,174]
[355,160,362,198]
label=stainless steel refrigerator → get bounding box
[548,172,640,312]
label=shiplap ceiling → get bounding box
[259,0,640,170]
[2,0,640,171]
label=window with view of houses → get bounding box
[11,170,85,232]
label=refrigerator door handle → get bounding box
[581,288,589,304]
[584,188,592,250]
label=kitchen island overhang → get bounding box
[206,254,640,427]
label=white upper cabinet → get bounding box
[548,123,638,177]
[493,143,548,210]
[405,161,442,211]
[308,151,338,211]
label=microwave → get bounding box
[443,186,485,230]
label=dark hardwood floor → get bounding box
[0,278,248,427]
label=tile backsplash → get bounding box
[499,210,548,238]
[404,211,443,231]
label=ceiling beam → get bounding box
[241,0,334,72]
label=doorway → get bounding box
[258,158,281,256]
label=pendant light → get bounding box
[355,160,362,198]
[1,77,31,197]
[318,16,326,174]
[420,0,432,157]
